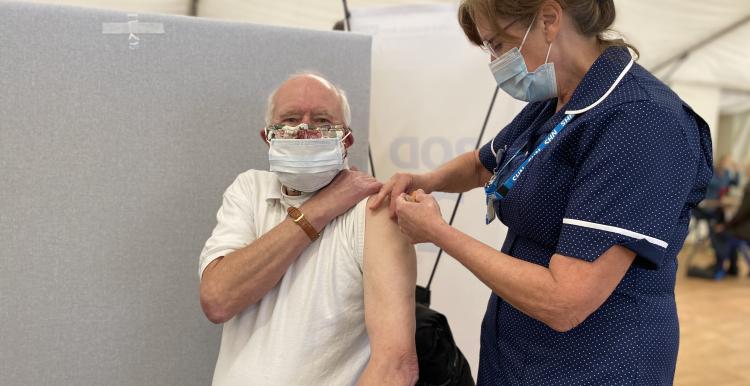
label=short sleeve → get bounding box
[198,176,257,279]
[352,199,367,273]
[556,102,696,268]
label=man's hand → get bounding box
[305,168,382,225]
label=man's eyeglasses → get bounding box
[265,123,348,140]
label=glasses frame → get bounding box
[265,123,349,140]
[480,17,523,57]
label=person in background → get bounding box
[198,73,418,386]
[713,161,750,278]
[371,0,712,384]
[689,155,741,278]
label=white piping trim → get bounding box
[490,137,498,158]
[564,58,635,115]
[562,218,668,249]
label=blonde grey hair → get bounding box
[264,71,352,127]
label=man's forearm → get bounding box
[357,354,419,386]
[200,203,333,324]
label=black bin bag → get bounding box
[414,286,475,386]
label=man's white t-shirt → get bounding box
[199,170,370,386]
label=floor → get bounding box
[674,242,750,385]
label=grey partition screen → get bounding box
[0,2,371,385]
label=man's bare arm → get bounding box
[357,196,418,386]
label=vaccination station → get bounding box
[2,0,750,385]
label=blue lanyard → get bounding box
[484,113,575,222]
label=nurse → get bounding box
[370,0,713,384]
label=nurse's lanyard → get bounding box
[484,113,575,224]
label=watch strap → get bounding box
[287,206,320,241]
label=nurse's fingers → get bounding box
[412,189,427,202]
[369,173,407,210]
[368,179,392,209]
[394,192,415,214]
[388,176,412,216]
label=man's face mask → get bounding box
[266,124,351,193]
[487,15,557,102]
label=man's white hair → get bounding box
[264,72,352,127]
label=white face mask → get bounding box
[268,136,349,193]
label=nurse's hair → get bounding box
[264,71,352,128]
[458,0,639,58]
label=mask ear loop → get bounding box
[340,130,352,159]
[544,43,552,64]
[340,130,352,143]
[264,126,272,144]
[519,14,536,52]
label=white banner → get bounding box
[352,4,525,376]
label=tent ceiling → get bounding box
[196,0,750,92]
[23,0,750,92]
[613,0,750,92]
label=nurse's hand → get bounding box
[394,189,446,244]
[369,172,426,217]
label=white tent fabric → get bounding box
[719,111,750,165]
[197,0,454,29]
[615,1,750,93]
[195,0,750,92]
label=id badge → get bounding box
[486,195,496,224]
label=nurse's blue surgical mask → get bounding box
[487,16,557,102]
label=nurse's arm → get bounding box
[358,197,419,386]
[431,223,636,333]
[421,150,493,193]
[371,150,491,212]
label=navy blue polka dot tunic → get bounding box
[476,47,713,385]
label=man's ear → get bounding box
[259,128,270,144]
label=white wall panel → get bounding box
[19,0,192,14]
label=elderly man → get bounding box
[198,73,418,386]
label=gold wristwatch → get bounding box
[287,206,320,241]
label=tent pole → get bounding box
[339,0,376,177]
[427,85,500,289]
[651,15,750,74]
